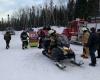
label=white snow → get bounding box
[0,28,100,80]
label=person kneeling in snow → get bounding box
[20,30,29,49]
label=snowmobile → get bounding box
[42,34,83,69]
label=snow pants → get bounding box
[51,47,65,62]
[22,40,28,49]
[6,40,10,49]
[83,46,89,57]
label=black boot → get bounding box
[38,45,42,49]
[96,56,100,58]
[89,63,96,67]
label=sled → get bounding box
[29,31,39,47]
[70,60,84,66]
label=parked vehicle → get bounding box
[62,19,87,44]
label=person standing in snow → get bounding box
[96,29,100,58]
[20,30,29,49]
[81,27,90,58]
[88,27,97,66]
[38,29,45,48]
[4,31,11,49]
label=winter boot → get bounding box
[89,63,96,67]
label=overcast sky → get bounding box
[0,0,67,21]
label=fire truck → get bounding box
[62,19,87,44]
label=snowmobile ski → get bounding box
[70,60,84,66]
[55,62,66,69]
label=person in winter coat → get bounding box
[81,27,90,58]
[48,29,58,49]
[88,27,97,66]
[96,29,100,58]
[4,31,11,49]
[20,31,29,49]
[47,29,65,61]
[38,29,45,48]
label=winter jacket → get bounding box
[82,31,90,46]
[49,34,58,49]
[20,32,28,41]
[4,32,11,41]
[49,33,70,48]
[88,32,98,48]
[38,30,45,38]
[96,30,100,49]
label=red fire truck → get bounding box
[62,19,87,43]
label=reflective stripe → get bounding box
[22,40,28,41]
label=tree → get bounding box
[67,0,75,21]
[87,0,100,17]
[74,0,88,20]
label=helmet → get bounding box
[48,29,55,35]
[82,27,87,31]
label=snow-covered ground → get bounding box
[0,28,100,80]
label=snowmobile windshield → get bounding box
[57,34,70,48]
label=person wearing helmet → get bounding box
[81,27,90,58]
[20,30,29,49]
[47,29,65,61]
[48,29,57,49]
[46,29,58,56]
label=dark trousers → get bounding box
[22,41,28,49]
[38,37,43,48]
[89,48,96,64]
[6,40,10,49]
[97,45,100,57]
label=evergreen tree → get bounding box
[87,0,99,17]
[74,0,88,20]
[67,0,75,21]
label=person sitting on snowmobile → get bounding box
[43,29,75,62]
[20,30,29,49]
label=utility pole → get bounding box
[2,17,3,26]
[8,14,10,27]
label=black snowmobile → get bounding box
[42,34,83,69]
